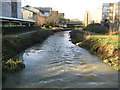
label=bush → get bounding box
[83,23,108,34]
[2,30,54,60]
[70,30,88,44]
[2,26,40,35]
[2,59,25,72]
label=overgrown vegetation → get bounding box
[2,30,54,60]
[91,35,120,49]
[2,59,25,72]
[83,23,108,34]
[2,30,55,82]
[69,30,120,71]
[2,26,40,35]
[69,30,88,43]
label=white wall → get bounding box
[17,0,22,18]
[1,0,22,18]
[1,0,12,17]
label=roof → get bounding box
[0,16,36,23]
[22,7,40,14]
[40,10,50,13]
[35,7,52,11]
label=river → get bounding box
[3,31,118,88]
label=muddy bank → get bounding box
[70,30,120,71]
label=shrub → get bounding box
[2,26,40,35]
[70,30,88,44]
[2,30,54,60]
[83,23,108,34]
[2,59,25,72]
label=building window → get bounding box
[11,2,17,18]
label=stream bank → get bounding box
[2,29,71,82]
[70,30,120,71]
[3,31,118,88]
[2,30,54,60]
[2,30,54,83]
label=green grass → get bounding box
[111,35,120,37]
[2,30,54,60]
[91,36,120,49]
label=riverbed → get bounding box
[3,31,118,88]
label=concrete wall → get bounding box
[2,0,12,17]
[1,0,22,18]
[17,0,22,18]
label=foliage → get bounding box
[69,30,119,71]
[2,59,25,72]
[2,26,40,35]
[45,11,65,26]
[83,23,108,34]
[91,36,120,49]
[69,30,88,43]
[2,30,54,60]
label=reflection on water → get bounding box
[3,31,118,88]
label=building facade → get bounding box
[1,0,22,18]
[35,7,52,17]
[0,0,35,27]
[102,2,120,33]
[84,10,92,26]
[117,1,120,22]
[22,5,46,26]
[102,3,119,23]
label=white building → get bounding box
[102,3,119,23]
[0,0,35,27]
[83,10,92,26]
[1,0,22,18]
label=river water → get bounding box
[3,31,118,88]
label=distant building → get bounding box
[115,1,120,22]
[22,5,46,26]
[71,19,80,21]
[57,13,65,24]
[102,2,120,33]
[84,10,92,26]
[118,1,120,31]
[35,7,52,17]
[0,0,35,27]
[114,2,120,31]
[102,3,119,23]
[1,0,22,18]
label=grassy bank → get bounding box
[2,30,55,82]
[2,30,54,60]
[69,30,88,44]
[70,30,120,71]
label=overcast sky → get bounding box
[21,0,120,21]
